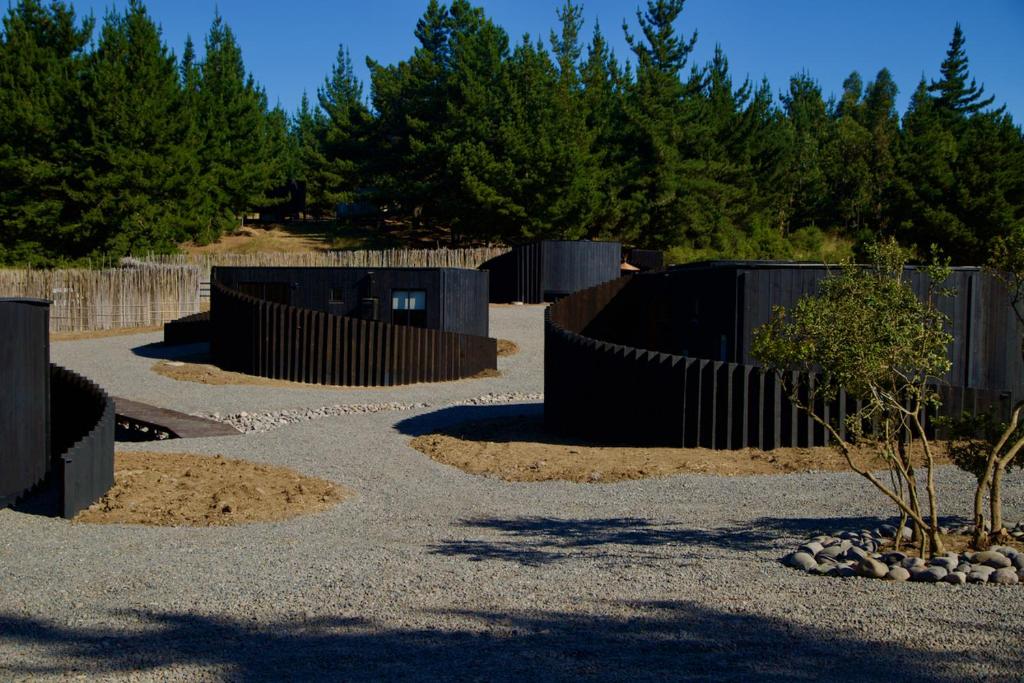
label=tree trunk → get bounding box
[991,465,1007,540]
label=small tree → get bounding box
[752,239,952,557]
[949,228,1024,547]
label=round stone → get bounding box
[816,545,845,561]
[844,546,870,561]
[799,541,825,556]
[882,551,907,565]
[831,565,857,578]
[784,552,818,572]
[858,557,889,579]
[943,571,967,585]
[912,566,947,583]
[1013,555,1024,571]
[885,566,910,582]
[973,551,1012,569]
[930,556,959,572]
[901,557,926,570]
[991,567,1020,585]
[968,566,995,583]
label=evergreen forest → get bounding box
[1,0,1022,266]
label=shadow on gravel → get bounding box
[0,601,1005,681]
[131,341,210,362]
[395,404,640,448]
[429,515,971,567]
[394,403,544,438]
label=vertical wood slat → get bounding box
[207,282,495,388]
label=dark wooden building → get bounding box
[212,266,489,338]
[545,262,1024,450]
[481,240,621,303]
[1,298,114,516]
[583,262,1024,401]
[210,266,497,387]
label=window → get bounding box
[392,289,427,328]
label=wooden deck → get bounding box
[113,397,240,439]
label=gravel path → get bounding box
[4,305,1023,681]
[48,304,545,415]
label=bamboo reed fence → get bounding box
[0,265,201,332]
[128,247,510,282]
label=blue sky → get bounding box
[71,0,1023,121]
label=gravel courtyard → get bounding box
[3,304,1023,681]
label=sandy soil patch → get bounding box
[51,324,165,341]
[152,357,501,387]
[74,451,350,526]
[410,415,953,483]
[893,533,1024,558]
[496,339,519,356]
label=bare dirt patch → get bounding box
[410,415,953,483]
[496,339,519,357]
[74,451,350,526]
[152,358,294,387]
[52,324,165,341]
[152,356,500,387]
[892,533,1024,559]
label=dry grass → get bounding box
[51,324,165,341]
[410,415,954,483]
[182,225,336,255]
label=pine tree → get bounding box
[177,34,219,241]
[367,0,456,226]
[0,0,92,264]
[862,68,901,233]
[292,92,330,217]
[67,0,194,258]
[580,20,627,239]
[928,23,1000,124]
[780,72,831,232]
[316,45,372,212]
[893,79,963,254]
[619,0,701,248]
[195,12,272,237]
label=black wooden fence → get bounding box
[50,364,115,518]
[211,282,497,386]
[164,310,211,344]
[545,277,1010,449]
[0,298,51,508]
[482,240,622,303]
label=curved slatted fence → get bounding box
[545,277,1010,450]
[50,365,115,518]
[211,283,496,386]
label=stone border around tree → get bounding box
[782,521,1024,585]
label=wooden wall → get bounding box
[482,240,621,304]
[580,263,1024,403]
[0,299,51,507]
[50,365,115,518]
[212,266,489,337]
[545,274,1017,449]
[211,283,496,387]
